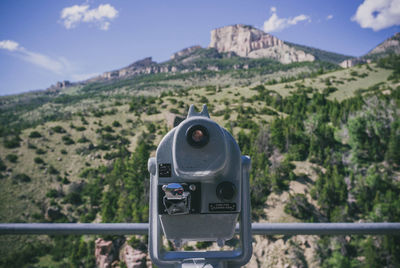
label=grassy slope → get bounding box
[0,63,394,222]
[0,62,397,266]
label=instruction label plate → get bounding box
[158,163,171,177]
[209,203,236,212]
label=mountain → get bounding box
[340,32,400,68]
[209,24,351,64]
[52,24,352,89]
[49,26,400,90]
[365,32,400,59]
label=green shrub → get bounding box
[29,131,42,138]
[323,87,338,95]
[61,149,68,155]
[27,142,37,149]
[260,107,278,116]
[101,133,117,141]
[183,245,194,251]
[205,85,216,92]
[49,165,59,175]
[112,121,121,127]
[64,192,82,205]
[97,143,110,150]
[77,136,89,143]
[34,157,44,164]
[146,123,156,133]
[75,126,86,131]
[145,106,159,115]
[128,236,147,252]
[168,98,177,104]
[196,241,212,249]
[284,194,316,222]
[13,173,31,182]
[199,96,209,103]
[51,126,66,133]
[103,125,114,132]
[3,135,21,148]
[80,116,89,125]
[46,189,59,198]
[350,70,359,77]
[0,158,6,171]
[6,154,18,163]
[35,148,46,155]
[62,135,75,145]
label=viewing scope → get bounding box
[148,104,252,267]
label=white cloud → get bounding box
[0,40,101,83]
[0,40,20,51]
[352,0,400,31]
[100,21,110,31]
[71,72,99,81]
[0,39,70,74]
[61,4,90,29]
[19,51,68,74]
[60,3,118,30]
[327,14,333,20]
[263,7,310,32]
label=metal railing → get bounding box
[1,223,400,236]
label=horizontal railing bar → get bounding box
[0,223,148,235]
[250,223,400,235]
[0,223,400,235]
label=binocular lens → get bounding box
[186,125,209,148]
[192,129,205,142]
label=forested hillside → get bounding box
[0,55,399,267]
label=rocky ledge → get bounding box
[209,24,315,64]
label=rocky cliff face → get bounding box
[170,45,202,60]
[339,58,370,68]
[367,32,400,57]
[209,24,315,64]
[85,57,178,83]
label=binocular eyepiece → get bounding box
[186,124,209,148]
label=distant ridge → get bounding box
[340,32,400,68]
[51,25,396,89]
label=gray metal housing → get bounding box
[148,105,253,267]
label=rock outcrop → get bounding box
[56,80,71,89]
[171,45,202,60]
[367,32,400,57]
[48,80,72,91]
[209,24,315,64]
[99,57,159,81]
[340,58,369,68]
[120,243,147,268]
[95,238,115,268]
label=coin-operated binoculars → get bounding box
[148,104,252,268]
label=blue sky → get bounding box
[0,0,399,95]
